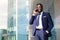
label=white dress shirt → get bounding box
[36,12,43,29]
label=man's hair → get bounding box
[36,3,43,12]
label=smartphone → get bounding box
[35,9,38,12]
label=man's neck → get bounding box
[38,11,43,14]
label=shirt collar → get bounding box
[39,11,43,15]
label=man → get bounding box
[29,3,54,40]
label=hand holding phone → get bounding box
[35,9,38,12]
[33,9,38,15]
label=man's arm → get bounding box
[29,14,36,25]
[29,9,38,25]
[47,13,54,32]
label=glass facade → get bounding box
[0,0,8,40]
[8,0,16,40]
[18,0,29,40]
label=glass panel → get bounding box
[18,0,29,40]
[8,0,16,40]
[0,0,8,40]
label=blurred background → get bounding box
[0,0,60,40]
[0,0,16,40]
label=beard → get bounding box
[38,9,43,13]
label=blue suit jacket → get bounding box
[29,12,54,37]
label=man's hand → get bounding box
[32,9,38,16]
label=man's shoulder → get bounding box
[43,12,50,15]
[43,12,49,14]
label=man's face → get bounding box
[36,5,41,12]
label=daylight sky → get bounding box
[0,0,8,29]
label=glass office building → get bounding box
[0,0,16,40]
[18,0,29,40]
[8,0,16,40]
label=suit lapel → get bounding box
[42,12,45,27]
